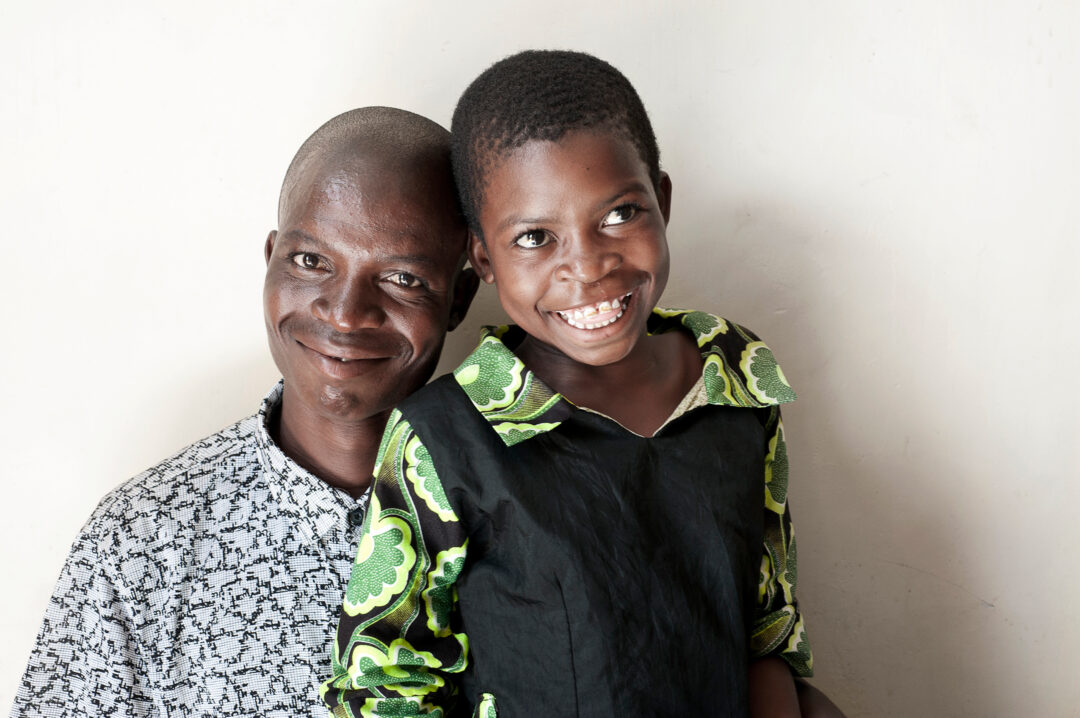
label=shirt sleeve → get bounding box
[10,518,151,716]
[322,409,470,718]
[750,406,814,676]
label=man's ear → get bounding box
[264,230,277,265]
[448,264,480,332]
[656,172,673,226]
[467,232,495,284]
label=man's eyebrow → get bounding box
[279,231,442,267]
[381,253,440,268]
[279,229,328,248]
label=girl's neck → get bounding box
[517,330,703,437]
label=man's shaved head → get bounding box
[278,106,458,225]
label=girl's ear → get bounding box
[468,232,496,284]
[447,266,480,332]
[656,171,673,226]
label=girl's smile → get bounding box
[553,290,633,330]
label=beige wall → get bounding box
[2,2,1077,715]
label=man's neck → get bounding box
[272,395,388,500]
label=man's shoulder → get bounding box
[83,414,263,546]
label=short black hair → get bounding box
[279,106,453,225]
[451,50,660,239]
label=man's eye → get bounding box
[291,253,323,270]
[601,204,639,227]
[513,230,552,249]
[390,272,423,288]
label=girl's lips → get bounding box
[554,291,634,330]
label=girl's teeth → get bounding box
[560,308,625,330]
[556,292,631,330]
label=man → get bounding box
[10,107,477,717]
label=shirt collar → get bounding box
[452,308,796,448]
[254,381,368,541]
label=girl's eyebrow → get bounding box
[498,181,654,231]
[594,181,652,212]
[497,213,554,232]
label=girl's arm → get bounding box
[750,408,813,675]
[749,656,800,718]
[322,410,469,718]
[749,660,851,718]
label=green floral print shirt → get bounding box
[323,308,812,718]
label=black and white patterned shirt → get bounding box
[10,382,368,717]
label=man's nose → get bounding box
[311,276,385,331]
[556,230,621,285]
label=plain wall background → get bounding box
[2,2,1078,715]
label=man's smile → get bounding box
[301,342,394,362]
[295,338,400,379]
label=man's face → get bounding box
[264,154,469,425]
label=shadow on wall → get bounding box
[435,284,508,377]
[664,203,1007,718]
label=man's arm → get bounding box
[322,410,469,718]
[10,518,150,717]
[749,407,813,717]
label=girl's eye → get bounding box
[602,204,639,227]
[390,272,423,288]
[291,252,323,270]
[513,230,552,249]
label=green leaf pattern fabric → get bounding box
[423,544,467,638]
[334,696,446,718]
[764,416,789,514]
[474,693,497,718]
[453,336,526,412]
[328,410,471,717]
[346,639,446,696]
[741,341,797,405]
[343,493,417,617]
[752,405,812,675]
[405,436,456,522]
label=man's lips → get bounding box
[552,290,634,330]
[294,337,402,379]
[299,341,394,363]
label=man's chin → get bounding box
[279,356,436,426]
[314,385,395,423]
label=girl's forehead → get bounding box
[493,129,642,171]
[482,131,651,202]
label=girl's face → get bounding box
[469,129,672,368]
